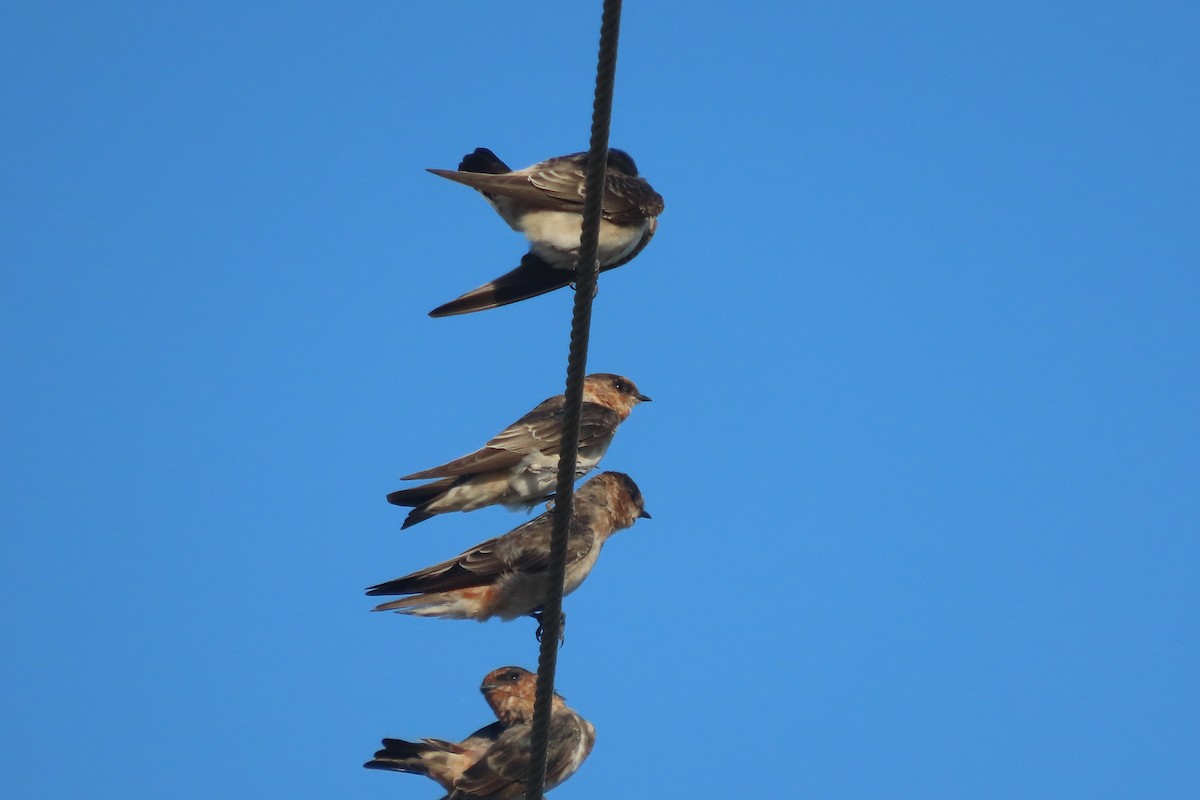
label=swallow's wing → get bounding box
[402,398,618,481]
[598,172,666,226]
[430,154,662,224]
[365,517,550,596]
[365,516,598,597]
[576,402,624,449]
[427,163,584,213]
[401,395,565,480]
[457,721,507,755]
[450,723,532,799]
[487,400,620,455]
[429,253,576,317]
[385,477,456,507]
[525,157,663,225]
[450,712,591,799]
[540,712,595,791]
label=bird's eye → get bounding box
[614,379,627,392]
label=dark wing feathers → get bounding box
[400,399,617,481]
[449,713,587,799]
[365,517,551,596]
[399,395,563,480]
[576,403,622,448]
[364,514,597,597]
[429,253,574,318]
[482,397,566,451]
[386,477,457,507]
[527,161,662,225]
[527,163,662,226]
[430,155,660,224]
[450,724,533,798]
[458,721,507,753]
[485,400,618,454]
[365,738,430,773]
[401,448,523,481]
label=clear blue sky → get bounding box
[2,2,1197,798]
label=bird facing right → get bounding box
[426,147,664,316]
[386,374,650,529]
[369,471,650,623]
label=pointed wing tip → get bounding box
[400,511,431,530]
[429,282,520,317]
[429,256,575,318]
[428,297,502,317]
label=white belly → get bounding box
[520,211,647,266]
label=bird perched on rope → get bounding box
[425,147,664,317]
[386,373,649,529]
[365,666,595,800]
[369,472,649,629]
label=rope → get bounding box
[525,1,624,798]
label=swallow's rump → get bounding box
[387,374,649,529]
[427,147,664,316]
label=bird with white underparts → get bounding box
[426,147,664,316]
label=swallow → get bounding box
[426,147,664,316]
[365,666,595,800]
[369,472,649,623]
[387,373,649,529]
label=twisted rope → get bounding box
[524,1,624,798]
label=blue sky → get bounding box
[2,2,1197,798]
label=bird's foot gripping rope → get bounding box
[530,608,566,646]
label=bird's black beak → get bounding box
[636,393,652,403]
[639,509,652,519]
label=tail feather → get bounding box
[367,574,421,598]
[369,595,419,613]
[367,587,488,620]
[368,593,448,615]
[429,254,573,317]
[364,738,432,774]
[458,147,511,174]
[386,478,454,508]
[387,479,455,529]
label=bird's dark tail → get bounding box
[363,738,436,774]
[388,479,458,527]
[387,479,457,529]
[429,253,573,317]
[386,478,453,508]
[458,147,511,174]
